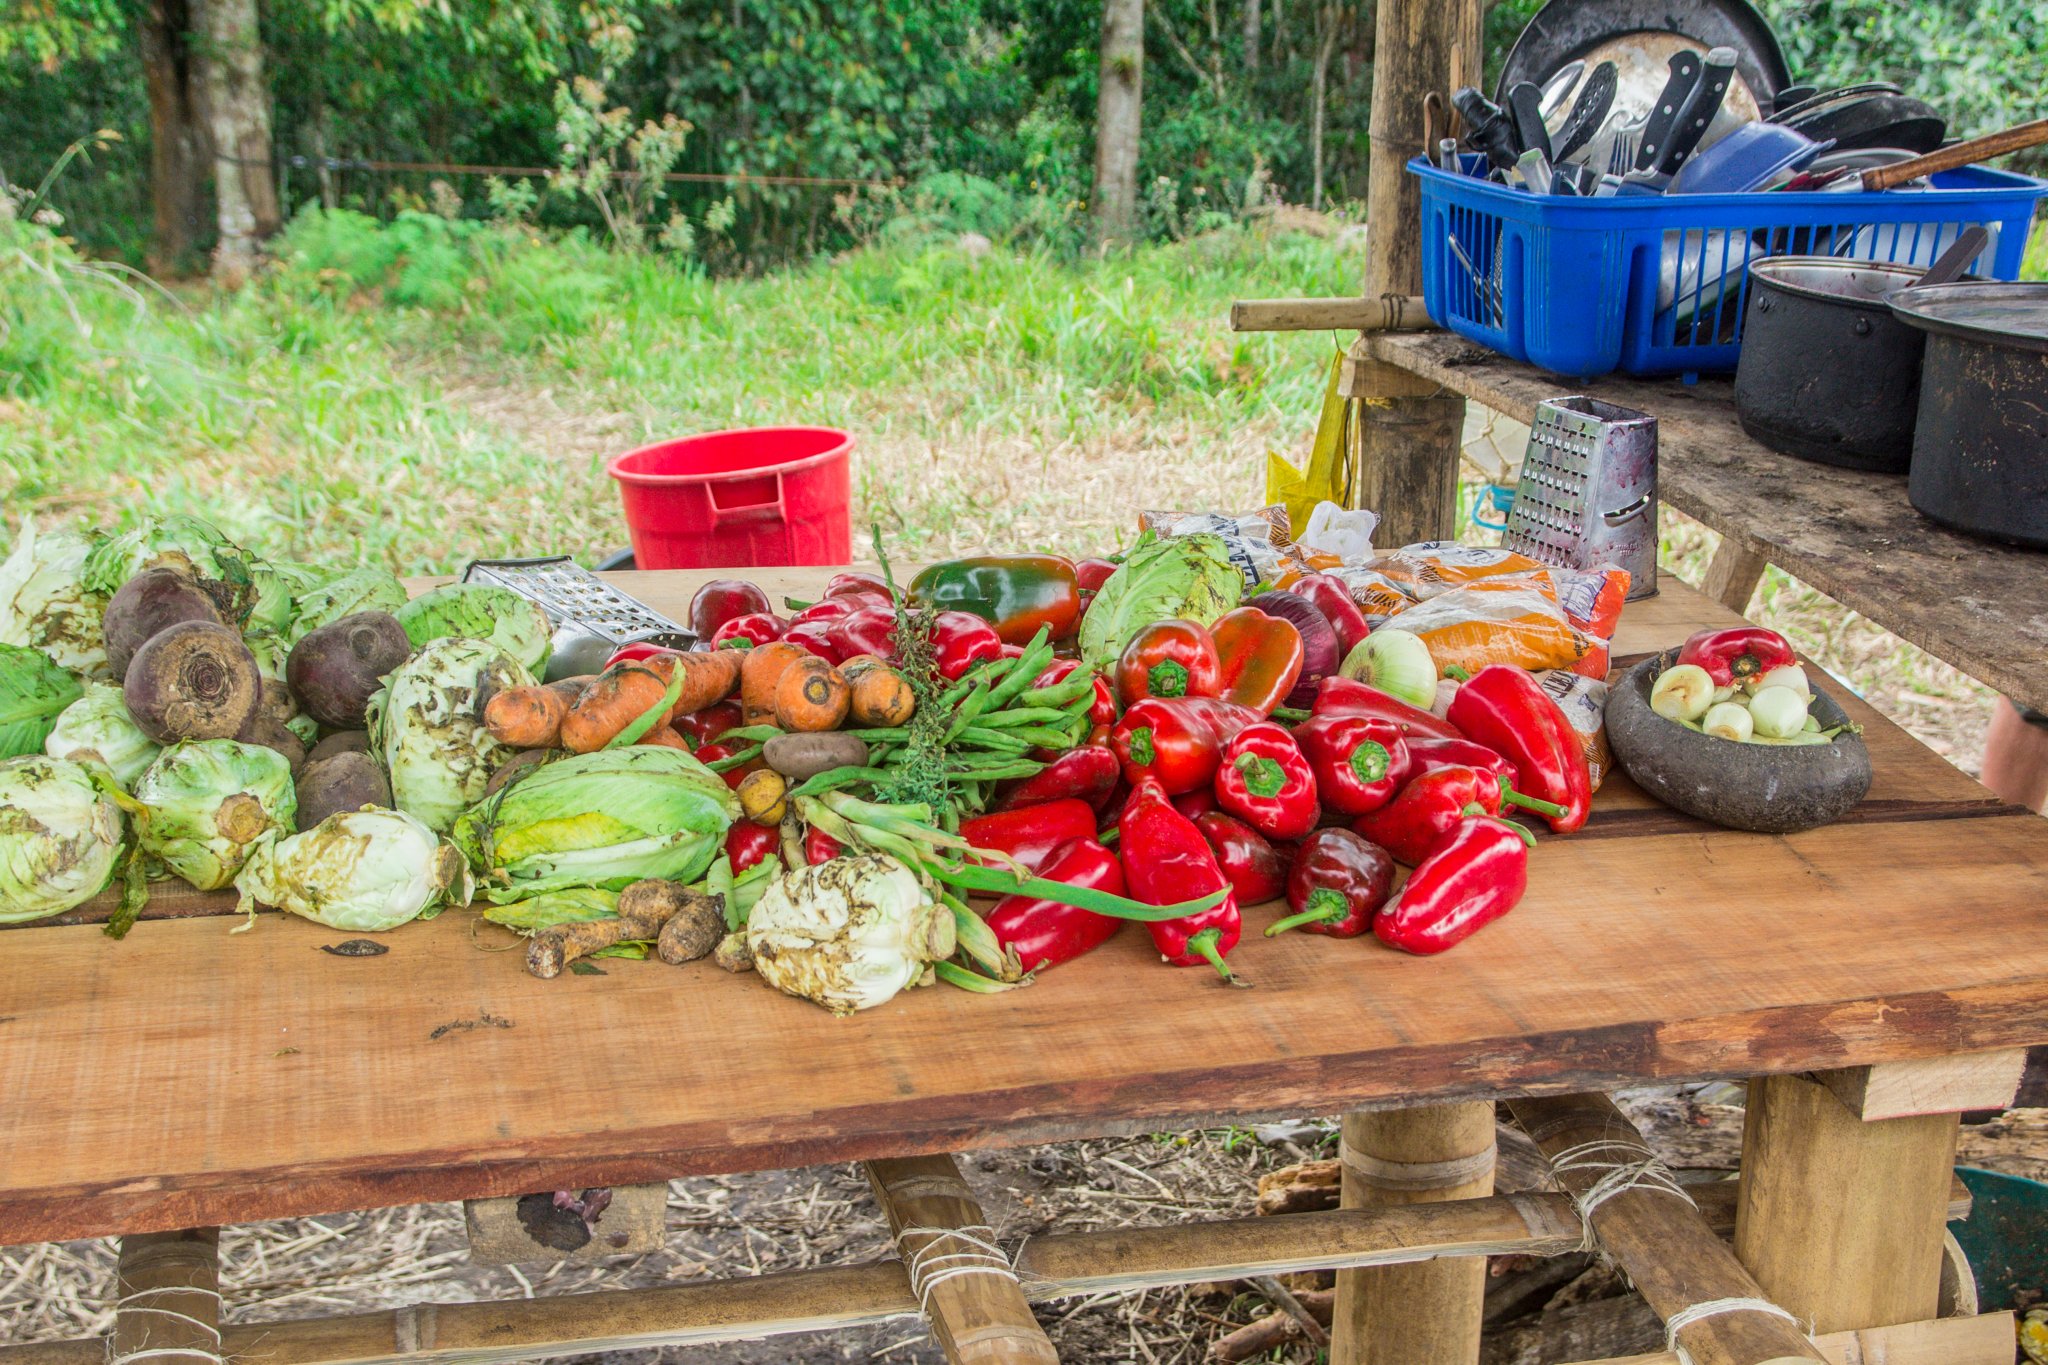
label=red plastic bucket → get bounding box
[608,426,853,569]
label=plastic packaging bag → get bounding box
[1297,501,1378,563]
[1138,506,1332,587]
[1389,581,1594,676]
[1536,670,1612,792]
[1371,543,1558,600]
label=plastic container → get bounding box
[1413,154,2046,377]
[608,426,853,569]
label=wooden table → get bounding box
[3,568,2045,1365]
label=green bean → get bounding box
[704,744,763,773]
[943,681,994,743]
[977,706,1077,729]
[786,765,895,798]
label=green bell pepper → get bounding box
[909,555,1083,645]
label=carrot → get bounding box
[741,641,811,727]
[484,685,569,749]
[559,662,673,753]
[637,725,691,749]
[658,650,742,728]
[546,676,595,707]
[849,666,916,727]
[774,659,851,732]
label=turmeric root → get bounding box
[527,878,689,978]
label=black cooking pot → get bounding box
[1892,282,2048,549]
[1733,257,1929,472]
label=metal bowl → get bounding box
[1605,651,1872,834]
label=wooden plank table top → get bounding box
[2,567,2045,1249]
[1366,329,2048,715]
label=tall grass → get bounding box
[2,209,1363,572]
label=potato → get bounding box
[761,732,870,781]
[286,611,411,729]
[295,751,393,831]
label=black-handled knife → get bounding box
[1632,50,1704,174]
[1660,46,1737,175]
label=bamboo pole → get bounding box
[1329,1101,1497,1365]
[0,1195,1586,1365]
[1228,295,1431,333]
[1735,1073,1960,1334]
[1508,1094,1825,1365]
[111,1229,223,1365]
[1587,1311,2015,1365]
[864,1155,1059,1365]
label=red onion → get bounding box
[1248,590,1339,709]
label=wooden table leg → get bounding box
[867,1155,1058,1365]
[112,1229,222,1365]
[1735,1073,1959,1333]
[1328,1102,1494,1365]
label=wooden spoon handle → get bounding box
[1861,117,2048,191]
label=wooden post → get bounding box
[1229,294,1431,333]
[865,1155,1057,1365]
[1328,1102,1495,1365]
[1701,538,1770,613]
[1348,0,1480,546]
[1509,1094,1824,1365]
[112,1229,223,1365]
[1735,1073,1960,1334]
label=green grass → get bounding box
[1,209,1365,573]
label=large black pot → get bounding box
[1893,282,2048,549]
[1733,257,1928,472]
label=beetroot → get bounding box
[286,611,411,729]
[124,621,261,743]
[236,709,308,774]
[295,751,391,830]
[307,729,369,764]
[1248,590,1340,709]
[103,569,226,681]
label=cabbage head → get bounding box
[394,583,551,675]
[288,567,408,643]
[44,682,161,788]
[0,754,124,923]
[128,739,296,890]
[453,746,738,902]
[235,807,473,932]
[0,642,84,760]
[0,519,108,676]
[83,515,296,635]
[1076,533,1243,671]
[366,637,533,833]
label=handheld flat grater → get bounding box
[1502,396,1659,601]
[463,556,695,680]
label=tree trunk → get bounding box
[1310,4,1340,210]
[1093,0,1144,243]
[193,0,278,283]
[139,0,206,277]
[1243,0,1260,70]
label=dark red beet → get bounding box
[124,620,262,743]
[103,569,226,681]
[286,612,411,729]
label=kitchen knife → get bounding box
[1661,47,1738,175]
[1632,50,1704,174]
[1552,61,1618,164]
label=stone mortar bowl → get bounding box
[1604,650,1872,834]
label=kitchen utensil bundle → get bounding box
[1503,397,1660,599]
[463,556,695,682]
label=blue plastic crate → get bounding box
[1413,154,2046,378]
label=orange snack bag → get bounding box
[1371,543,1556,599]
[1389,581,1593,675]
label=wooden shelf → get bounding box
[1367,330,2048,715]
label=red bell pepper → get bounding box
[1035,659,1117,727]
[933,611,1004,680]
[995,742,1121,813]
[673,700,743,747]
[1292,573,1372,657]
[790,594,888,627]
[1211,607,1304,715]
[985,838,1126,972]
[1112,697,1264,794]
[1073,559,1119,594]
[1446,665,1592,834]
[1676,626,1796,688]
[725,822,778,873]
[1405,736,1519,789]
[1114,620,1221,705]
[1173,786,1217,820]
[605,641,681,670]
[1313,676,1466,741]
[1293,713,1408,817]
[1375,817,1531,955]
[1118,777,1245,983]
[688,580,771,640]
[830,604,899,662]
[710,613,786,649]
[783,619,851,663]
[804,826,845,864]
[1214,722,1319,841]
[694,739,758,791]
[824,571,893,600]
[961,799,1100,874]
[909,555,1083,645]
[1352,764,1562,864]
[1268,828,1395,937]
[1193,811,1290,905]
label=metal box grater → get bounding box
[1502,396,1659,600]
[463,556,695,680]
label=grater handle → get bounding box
[1602,494,1653,527]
